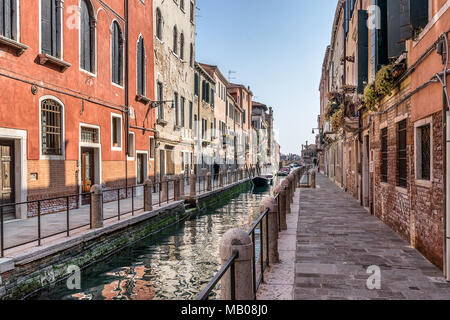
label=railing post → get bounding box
[227,170,231,185]
[144,179,153,212]
[161,176,168,202]
[219,170,223,187]
[259,197,279,264]
[282,180,291,214]
[234,169,238,183]
[239,169,243,181]
[190,173,197,197]
[174,176,180,201]
[219,229,254,300]
[90,184,104,229]
[310,170,316,189]
[1,206,4,257]
[274,186,287,231]
[179,174,185,198]
[288,174,295,201]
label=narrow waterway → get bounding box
[32,182,276,300]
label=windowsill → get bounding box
[41,155,65,161]
[111,146,122,152]
[395,186,408,194]
[0,35,28,56]
[136,94,151,104]
[111,82,124,89]
[415,179,432,189]
[157,119,168,126]
[37,53,71,72]
[174,125,182,131]
[380,182,390,188]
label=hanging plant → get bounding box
[325,101,341,120]
[363,83,378,112]
[375,64,395,96]
[331,107,344,132]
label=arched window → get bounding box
[80,0,96,73]
[111,21,123,85]
[156,8,162,40]
[41,0,63,57]
[1,0,18,40]
[180,33,184,60]
[41,99,63,156]
[173,26,178,55]
[189,43,194,67]
[137,36,145,96]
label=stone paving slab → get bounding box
[294,172,450,300]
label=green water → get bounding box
[32,184,273,300]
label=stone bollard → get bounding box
[206,172,212,191]
[282,180,291,214]
[288,175,295,200]
[90,184,104,229]
[179,174,185,198]
[227,170,231,185]
[234,169,238,183]
[260,197,279,263]
[144,179,153,212]
[310,170,316,189]
[219,229,254,300]
[239,169,243,181]
[190,174,196,197]
[219,171,224,187]
[161,176,168,202]
[274,185,287,231]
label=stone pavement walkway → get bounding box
[294,172,450,300]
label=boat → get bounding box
[253,174,274,187]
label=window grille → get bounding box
[41,99,62,155]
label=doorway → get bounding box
[0,140,15,219]
[81,147,95,204]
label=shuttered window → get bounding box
[173,26,178,55]
[41,0,61,58]
[41,99,62,156]
[189,101,193,129]
[111,21,123,85]
[156,8,162,40]
[194,73,199,96]
[174,92,179,126]
[381,128,388,183]
[80,0,95,72]
[419,124,431,181]
[397,120,407,188]
[190,1,194,23]
[181,96,185,127]
[157,82,163,119]
[180,33,184,60]
[190,43,194,67]
[0,0,16,40]
[137,36,145,96]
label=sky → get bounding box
[195,0,337,155]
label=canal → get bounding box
[32,182,275,300]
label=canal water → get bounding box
[32,183,275,300]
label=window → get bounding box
[173,26,178,55]
[81,127,99,144]
[194,73,199,96]
[156,8,162,40]
[194,114,198,138]
[180,0,185,11]
[180,33,184,60]
[157,82,164,119]
[128,133,135,158]
[174,92,179,126]
[111,114,122,149]
[149,137,155,159]
[415,121,431,181]
[41,0,62,58]
[189,101,193,129]
[180,96,185,127]
[210,122,213,141]
[202,118,207,139]
[80,0,95,73]
[0,0,17,40]
[397,120,407,188]
[190,1,194,23]
[381,127,388,182]
[111,21,123,86]
[211,88,215,107]
[41,99,62,156]
[190,43,194,67]
[137,36,146,96]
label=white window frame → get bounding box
[135,150,149,185]
[111,113,123,151]
[39,95,65,160]
[414,116,433,188]
[127,131,135,160]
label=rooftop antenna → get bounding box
[228,70,236,82]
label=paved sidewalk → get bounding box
[294,172,450,300]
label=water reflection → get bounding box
[33,185,272,300]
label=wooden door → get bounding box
[81,148,95,203]
[0,140,14,215]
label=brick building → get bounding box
[0,0,156,219]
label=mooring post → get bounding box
[219,229,254,300]
[144,179,153,212]
[260,196,279,263]
[90,184,103,229]
[190,173,196,197]
[227,170,231,185]
[162,176,168,202]
[234,169,238,183]
[274,185,287,231]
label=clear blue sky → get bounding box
[195,0,337,155]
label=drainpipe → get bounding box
[124,0,129,189]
